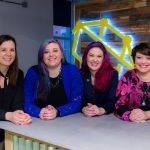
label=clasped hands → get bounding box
[39,105,58,120]
[82,103,106,117]
[129,108,148,123]
[6,110,32,125]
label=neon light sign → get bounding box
[72,18,134,74]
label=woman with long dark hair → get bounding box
[24,39,83,120]
[0,35,31,149]
[81,41,118,117]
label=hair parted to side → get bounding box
[0,34,18,86]
[80,41,116,92]
[37,39,67,104]
[132,42,150,63]
[38,39,67,75]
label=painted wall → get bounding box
[0,0,53,73]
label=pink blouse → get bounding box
[115,69,150,121]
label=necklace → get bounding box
[140,83,150,106]
[49,68,62,88]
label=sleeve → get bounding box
[0,70,24,120]
[102,71,118,114]
[0,110,7,120]
[114,72,132,121]
[57,65,83,117]
[80,76,89,108]
[24,67,41,118]
[81,90,88,108]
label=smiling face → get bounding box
[87,47,104,75]
[135,52,150,74]
[0,40,16,70]
[43,42,63,69]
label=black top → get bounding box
[36,74,68,110]
[0,69,24,141]
[82,71,118,114]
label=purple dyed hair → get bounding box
[36,39,67,103]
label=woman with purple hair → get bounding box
[81,41,118,117]
[24,39,83,120]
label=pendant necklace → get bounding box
[49,68,62,88]
[141,83,150,106]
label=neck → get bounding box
[47,64,61,78]
[90,71,96,85]
[137,71,150,82]
[90,70,96,78]
[0,65,9,76]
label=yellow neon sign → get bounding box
[72,18,134,72]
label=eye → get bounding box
[0,48,6,52]
[53,49,59,52]
[10,48,15,52]
[44,50,49,54]
[88,53,94,57]
[98,55,102,58]
[146,57,150,60]
[136,56,142,59]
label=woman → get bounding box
[115,43,150,123]
[24,39,83,120]
[0,35,31,149]
[81,41,118,117]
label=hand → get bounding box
[39,105,57,120]
[129,109,147,123]
[82,103,105,117]
[21,113,32,125]
[82,103,96,117]
[5,110,32,125]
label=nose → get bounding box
[93,57,98,62]
[6,50,12,56]
[49,52,53,56]
[141,58,146,63]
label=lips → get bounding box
[140,65,148,68]
[90,62,99,67]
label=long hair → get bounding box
[0,34,18,86]
[80,41,116,92]
[37,39,67,103]
[132,42,150,63]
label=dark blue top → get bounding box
[82,71,118,114]
[24,64,83,118]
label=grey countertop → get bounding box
[0,113,150,150]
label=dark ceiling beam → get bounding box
[0,0,28,8]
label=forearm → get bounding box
[5,112,13,122]
[57,100,81,117]
[25,103,41,118]
[115,105,131,121]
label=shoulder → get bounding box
[112,70,118,78]
[18,69,24,77]
[119,69,137,84]
[16,69,24,83]
[62,64,79,72]
[122,69,136,78]
[26,65,38,74]
[25,65,39,80]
